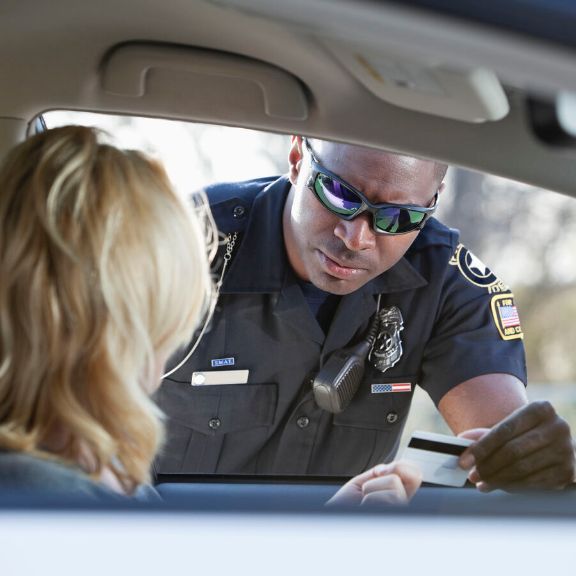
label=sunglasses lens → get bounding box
[314,174,362,216]
[375,208,426,234]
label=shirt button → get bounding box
[296,416,310,429]
[208,418,221,430]
[233,205,245,219]
[386,411,399,424]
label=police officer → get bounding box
[157,137,575,491]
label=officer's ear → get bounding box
[288,136,305,186]
[431,182,446,208]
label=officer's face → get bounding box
[283,137,444,295]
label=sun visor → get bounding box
[323,41,509,123]
[101,44,308,122]
[527,91,576,147]
[0,118,27,164]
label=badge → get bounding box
[449,244,507,293]
[369,306,404,373]
[490,294,523,340]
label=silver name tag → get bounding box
[191,370,250,386]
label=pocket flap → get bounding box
[157,382,278,434]
[333,376,415,431]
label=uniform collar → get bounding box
[369,258,427,294]
[221,175,428,295]
[221,176,290,293]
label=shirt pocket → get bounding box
[157,381,278,435]
[155,381,278,474]
[332,374,416,431]
[319,375,417,473]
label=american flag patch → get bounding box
[491,294,523,341]
[499,304,520,328]
[371,383,412,394]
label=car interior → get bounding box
[2,0,576,572]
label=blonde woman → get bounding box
[0,126,421,503]
[0,126,214,497]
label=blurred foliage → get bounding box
[439,167,576,386]
[519,285,576,383]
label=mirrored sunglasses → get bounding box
[304,139,439,235]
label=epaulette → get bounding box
[206,176,276,235]
[204,176,280,277]
[409,217,459,252]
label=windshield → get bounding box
[35,110,576,480]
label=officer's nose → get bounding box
[333,214,376,251]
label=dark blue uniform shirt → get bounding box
[156,176,526,476]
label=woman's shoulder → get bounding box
[0,450,117,500]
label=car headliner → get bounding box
[1,0,576,196]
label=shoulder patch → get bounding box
[449,244,508,293]
[490,294,523,340]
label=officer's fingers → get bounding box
[470,401,557,463]
[471,426,550,480]
[471,419,573,482]
[478,462,576,493]
[473,444,575,490]
[471,445,562,485]
[361,474,408,505]
[458,428,489,469]
[467,465,479,484]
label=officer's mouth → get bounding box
[316,249,368,280]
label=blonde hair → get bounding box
[0,125,214,490]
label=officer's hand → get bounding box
[327,461,422,507]
[458,401,576,492]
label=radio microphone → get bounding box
[312,312,380,414]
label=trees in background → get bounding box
[440,168,576,386]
